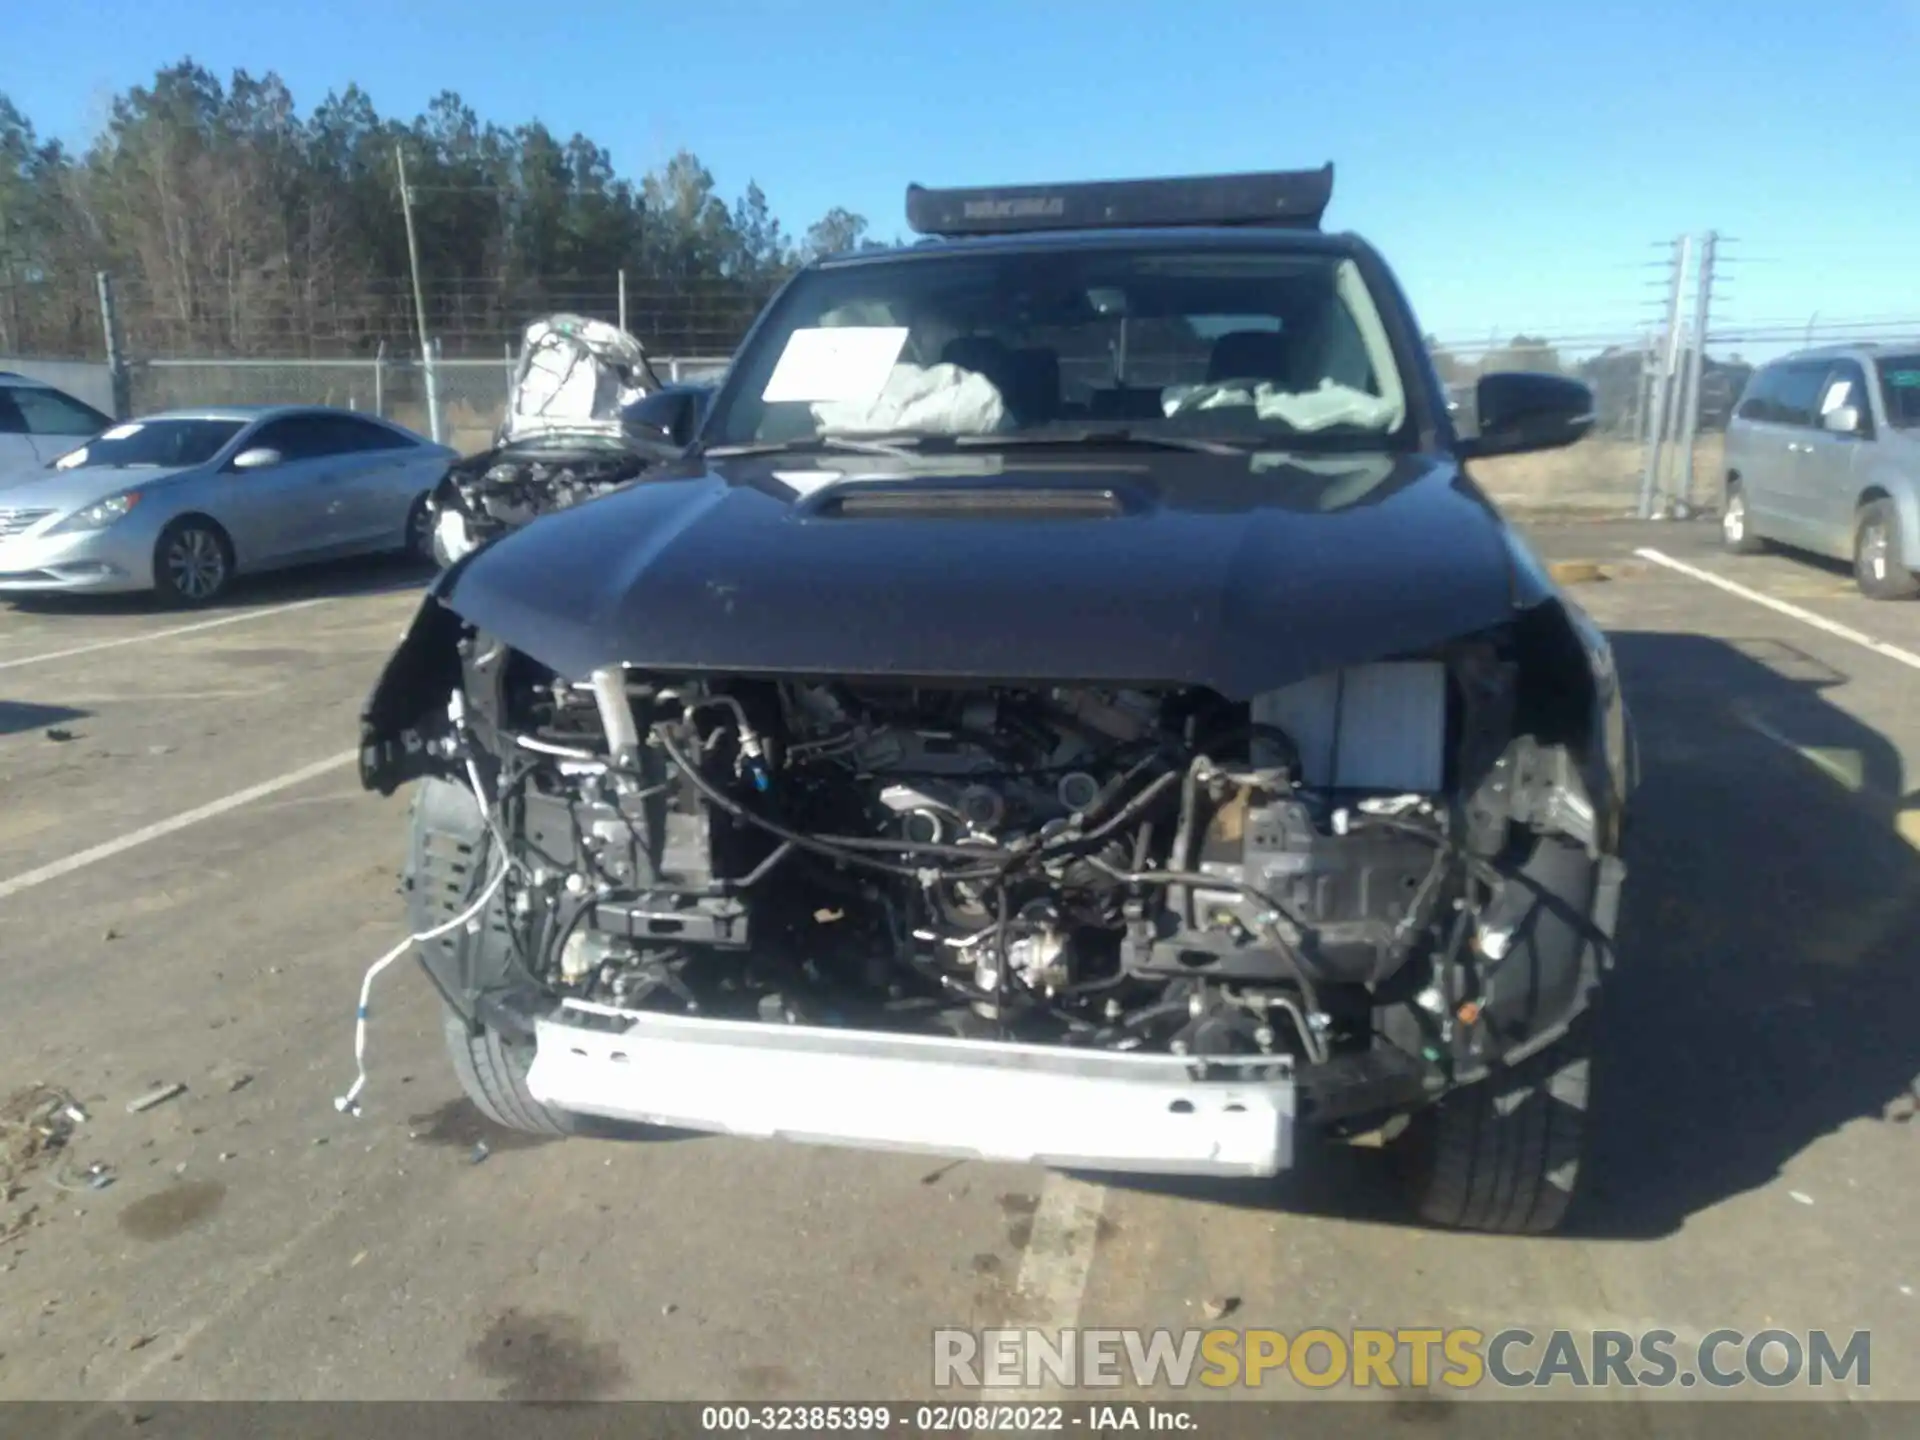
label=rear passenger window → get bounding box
[1737,363,1828,426]
[1771,365,1827,427]
[1736,368,1779,422]
[13,387,109,437]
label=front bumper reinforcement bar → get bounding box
[526,1000,1297,1177]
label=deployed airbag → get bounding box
[505,315,655,442]
[811,362,1008,436]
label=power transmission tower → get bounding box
[1671,231,1719,516]
[1638,235,1691,519]
[396,145,443,444]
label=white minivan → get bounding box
[1721,344,1920,598]
[0,372,112,481]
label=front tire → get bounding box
[1853,499,1920,600]
[403,494,435,564]
[153,518,234,606]
[442,1006,584,1137]
[1721,479,1765,555]
[1395,1019,1593,1234]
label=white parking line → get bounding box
[0,749,357,901]
[1636,548,1920,675]
[0,597,334,671]
[981,1175,1108,1404]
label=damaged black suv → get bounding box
[358,165,1633,1235]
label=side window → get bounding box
[243,416,329,462]
[319,416,414,452]
[1736,366,1779,422]
[0,392,25,435]
[1771,364,1827,428]
[1817,361,1874,437]
[14,386,109,437]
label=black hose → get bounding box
[1349,813,1506,889]
[656,726,932,879]
[814,832,1009,862]
[994,883,1011,1015]
[716,839,797,894]
[1195,720,1302,771]
[1073,767,1184,845]
[1082,857,1323,1017]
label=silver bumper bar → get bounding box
[526,1000,1296,1177]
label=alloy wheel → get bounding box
[166,528,227,601]
[1861,518,1890,582]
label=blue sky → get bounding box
[9,0,1918,351]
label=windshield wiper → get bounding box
[705,428,1252,461]
[948,429,1250,456]
[700,435,927,460]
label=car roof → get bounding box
[1769,341,1920,366]
[0,371,57,389]
[812,225,1365,268]
[131,403,400,424]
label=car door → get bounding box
[210,415,349,567]
[1800,359,1875,554]
[1728,365,1799,532]
[1756,362,1831,544]
[301,415,432,551]
[12,384,111,464]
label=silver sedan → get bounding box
[0,404,457,605]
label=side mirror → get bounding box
[626,418,676,445]
[231,447,282,471]
[1456,372,1596,460]
[1822,405,1862,437]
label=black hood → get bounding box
[430,448,1531,698]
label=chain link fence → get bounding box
[23,266,1919,510]
[127,351,733,454]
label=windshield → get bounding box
[703,244,1411,452]
[55,418,246,470]
[1879,355,1920,430]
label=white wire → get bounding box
[334,761,516,1117]
[514,734,600,761]
[332,855,509,1117]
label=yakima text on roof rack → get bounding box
[903,165,1334,238]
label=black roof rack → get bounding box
[905,165,1333,239]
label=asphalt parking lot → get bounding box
[2,519,1918,1418]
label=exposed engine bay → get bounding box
[403,618,1611,1093]
[427,313,691,565]
[433,445,652,559]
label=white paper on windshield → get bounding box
[100,423,143,440]
[761,327,909,404]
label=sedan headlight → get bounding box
[49,492,141,534]
[434,507,475,563]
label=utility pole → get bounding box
[1638,234,1691,519]
[95,271,130,421]
[1673,231,1718,516]
[396,144,442,444]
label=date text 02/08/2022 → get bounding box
[699,1404,1198,1432]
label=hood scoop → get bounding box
[803,478,1136,521]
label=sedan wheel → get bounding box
[405,495,435,562]
[155,521,233,606]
